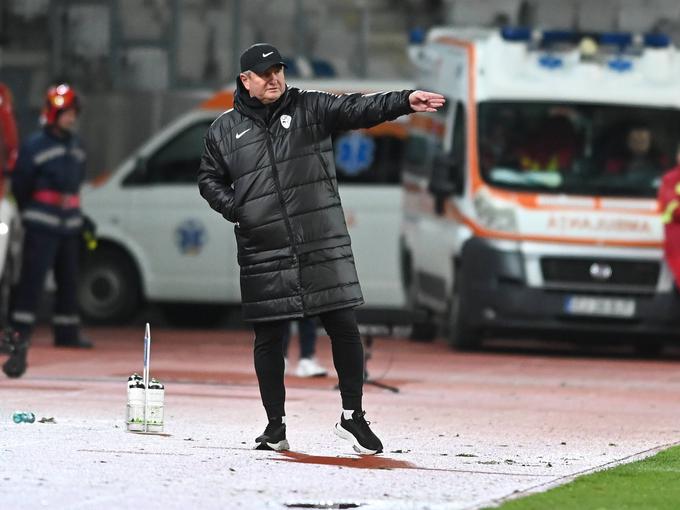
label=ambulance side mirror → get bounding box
[428,153,461,215]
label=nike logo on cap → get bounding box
[262,51,274,58]
[235,128,251,139]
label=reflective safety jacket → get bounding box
[12,128,86,234]
[658,164,680,285]
[198,83,413,321]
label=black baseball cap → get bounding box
[240,43,287,74]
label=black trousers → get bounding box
[10,227,81,344]
[253,307,364,419]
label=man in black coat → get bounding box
[198,43,444,454]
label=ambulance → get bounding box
[79,80,413,325]
[401,27,680,352]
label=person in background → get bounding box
[606,124,667,175]
[0,83,19,175]
[0,82,29,378]
[658,142,680,288]
[283,318,328,377]
[517,113,579,172]
[10,83,92,350]
[198,42,445,455]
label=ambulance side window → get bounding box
[331,132,403,185]
[124,121,212,186]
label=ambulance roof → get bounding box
[419,27,680,108]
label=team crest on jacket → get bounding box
[280,115,292,129]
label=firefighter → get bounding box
[10,83,92,349]
[658,142,680,288]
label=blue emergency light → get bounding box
[538,54,563,69]
[500,27,531,42]
[598,32,633,49]
[501,27,671,50]
[541,30,578,45]
[644,33,670,48]
[607,57,633,72]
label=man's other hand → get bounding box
[409,91,446,112]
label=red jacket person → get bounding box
[658,144,680,286]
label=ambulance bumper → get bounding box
[459,237,680,339]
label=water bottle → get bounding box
[12,411,35,424]
[146,378,165,433]
[126,375,145,432]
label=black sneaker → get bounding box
[255,419,290,451]
[334,410,383,454]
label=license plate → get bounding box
[564,296,636,318]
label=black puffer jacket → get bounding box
[198,81,413,321]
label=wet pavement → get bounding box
[2,326,680,509]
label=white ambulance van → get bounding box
[79,80,413,325]
[401,27,680,352]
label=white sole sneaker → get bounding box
[255,439,290,451]
[295,358,328,378]
[334,423,379,455]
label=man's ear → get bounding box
[239,73,250,91]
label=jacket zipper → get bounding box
[264,131,303,294]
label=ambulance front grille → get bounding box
[540,257,659,291]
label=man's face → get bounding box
[627,128,652,156]
[56,108,78,132]
[240,65,286,104]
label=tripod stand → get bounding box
[361,331,399,393]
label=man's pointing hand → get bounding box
[409,91,446,112]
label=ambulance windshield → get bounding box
[478,101,680,198]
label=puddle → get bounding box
[284,503,363,509]
[274,450,416,470]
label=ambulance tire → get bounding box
[78,247,141,324]
[447,287,482,351]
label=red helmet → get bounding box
[42,83,80,125]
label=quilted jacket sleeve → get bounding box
[312,89,414,133]
[197,128,236,223]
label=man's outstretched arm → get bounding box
[315,89,445,133]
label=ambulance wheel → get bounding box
[78,247,140,324]
[447,286,482,351]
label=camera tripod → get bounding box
[0,328,28,378]
[361,331,399,393]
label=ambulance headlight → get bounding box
[0,223,8,235]
[473,192,518,233]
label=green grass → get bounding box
[487,445,680,510]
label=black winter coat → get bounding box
[198,83,413,321]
